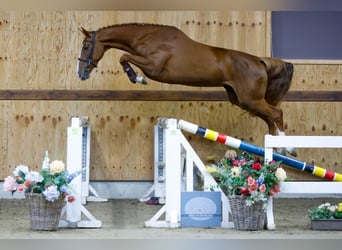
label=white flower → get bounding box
[275,167,287,181]
[13,165,29,177]
[225,150,237,159]
[42,185,60,202]
[230,166,241,177]
[26,171,43,183]
[328,205,337,212]
[49,160,65,174]
[319,203,331,209]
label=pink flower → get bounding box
[233,160,239,166]
[247,177,258,192]
[259,184,266,193]
[247,176,256,185]
[17,184,26,193]
[240,159,247,165]
[3,176,17,192]
[269,184,280,195]
[248,183,258,192]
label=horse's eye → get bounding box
[83,46,89,50]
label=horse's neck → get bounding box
[97,25,145,45]
[95,27,133,53]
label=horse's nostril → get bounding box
[80,74,89,81]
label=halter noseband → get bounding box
[78,31,97,68]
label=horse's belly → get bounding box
[158,60,226,86]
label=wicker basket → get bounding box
[25,193,65,231]
[228,195,266,231]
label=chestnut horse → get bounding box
[77,23,296,156]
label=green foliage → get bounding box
[308,203,342,220]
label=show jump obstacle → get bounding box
[178,119,342,181]
[59,116,106,228]
[144,118,234,228]
[144,118,342,229]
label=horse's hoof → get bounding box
[128,77,136,84]
[277,148,287,156]
[136,76,147,84]
[287,148,297,157]
[277,148,297,157]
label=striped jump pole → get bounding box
[178,119,342,181]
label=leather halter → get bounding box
[78,31,97,68]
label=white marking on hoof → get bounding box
[277,130,297,157]
[135,76,147,84]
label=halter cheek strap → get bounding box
[78,31,97,68]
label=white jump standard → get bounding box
[59,116,102,228]
[144,118,234,228]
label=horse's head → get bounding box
[77,27,105,80]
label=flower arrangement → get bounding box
[207,149,287,207]
[308,202,342,220]
[3,160,81,202]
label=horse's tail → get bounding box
[260,57,293,106]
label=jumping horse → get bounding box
[77,23,296,156]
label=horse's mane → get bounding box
[97,23,173,31]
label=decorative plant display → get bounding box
[3,160,81,203]
[207,149,287,208]
[308,202,342,220]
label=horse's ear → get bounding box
[79,27,91,38]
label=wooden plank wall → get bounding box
[0,11,340,181]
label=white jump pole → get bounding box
[59,116,102,228]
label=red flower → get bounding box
[67,195,76,203]
[240,187,249,195]
[24,179,31,187]
[252,162,262,171]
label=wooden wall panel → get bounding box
[280,101,342,180]
[0,11,267,90]
[291,64,342,91]
[0,101,8,178]
[0,11,341,181]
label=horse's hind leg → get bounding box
[240,98,297,157]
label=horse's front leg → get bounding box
[120,54,150,84]
[120,61,147,84]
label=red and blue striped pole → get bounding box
[178,119,342,181]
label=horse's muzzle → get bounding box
[79,74,88,81]
[78,70,90,81]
